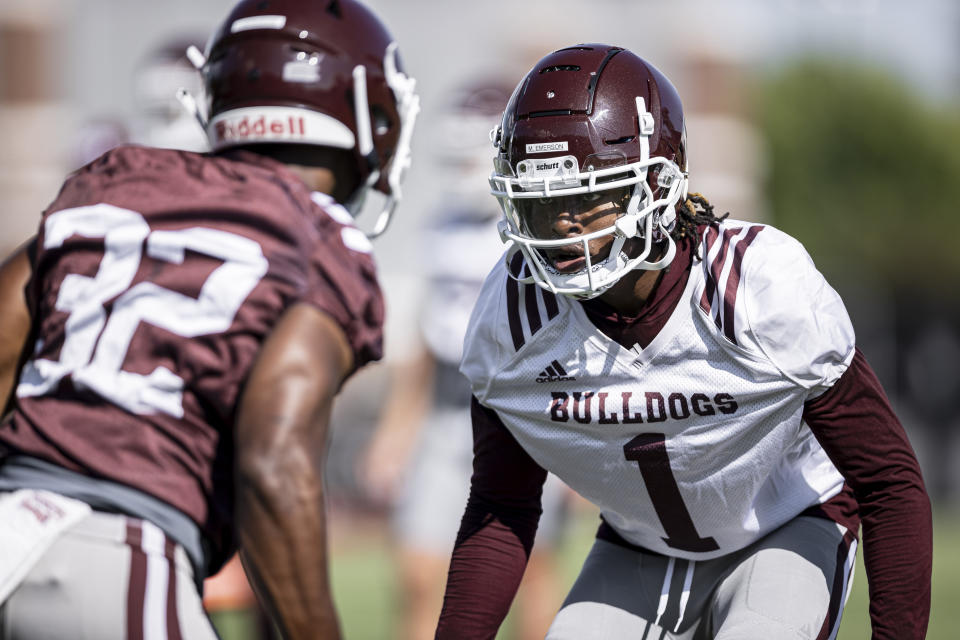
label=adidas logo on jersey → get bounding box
[536,360,575,383]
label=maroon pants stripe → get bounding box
[165,539,183,640]
[816,530,857,640]
[126,521,147,640]
[126,519,183,640]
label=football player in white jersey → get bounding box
[435,44,931,640]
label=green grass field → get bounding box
[213,508,958,639]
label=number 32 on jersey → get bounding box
[17,204,268,418]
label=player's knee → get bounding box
[547,601,656,640]
[712,549,833,639]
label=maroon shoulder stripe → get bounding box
[506,252,525,350]
[702,228,739,326]
[721,225,763,344]
[817,530,858,640]
[702,224,719,252]
[522,265,543,336]
[126,520,147,640]
[164,539,183,640]
[541,287,559,320]
[698,225,721,314]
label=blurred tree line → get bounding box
[758,60,960,501]
[759,59,960,292]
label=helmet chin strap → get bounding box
[347,63,381,225]
[357,43,421,239]
[176,88,207,133]
[624,182,678,271]
[343,171,376,216]
[177,46,209,132]
[634,233,677,271]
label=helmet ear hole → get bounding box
[326,0,343,18]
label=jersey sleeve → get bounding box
[737,226,855,395]
[803,349,931,638]
[458,253,511,404]
[436,397,547,639]
[298,199,385,372]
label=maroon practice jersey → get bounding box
[0,145,383,563]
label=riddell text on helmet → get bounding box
[215,114,306,142]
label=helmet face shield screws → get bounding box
[490,44,688,298]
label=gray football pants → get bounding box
[547,516,857,640]
[0,509,218,640]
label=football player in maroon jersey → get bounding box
[0,1,417,639]
[435,44,930,640]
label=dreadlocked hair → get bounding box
[671,192,729,262]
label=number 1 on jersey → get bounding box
[623,433,719,553]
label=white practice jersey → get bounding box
[460,220,856,560]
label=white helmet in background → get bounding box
[434,78,514,220]
[131,37,210,152]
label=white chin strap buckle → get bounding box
[615,214,639,238]
[497,219,511,243]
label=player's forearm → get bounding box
[0,240,34,412]
[804,349,932,638]
[234,304,354,638]
[236,436,341,640]
[858,482,932,640]
[436,497,534,639]
[435,398,548,638]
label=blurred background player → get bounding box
[129,36,209,153]
[361,79,571,640]
[0,1,418,639]
[69,36,208,171]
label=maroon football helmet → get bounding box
[181,0,419,236]
[490,44,689,298]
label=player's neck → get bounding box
[284,164,336,195]
[596,268,663,317]
[595,240,676,316]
